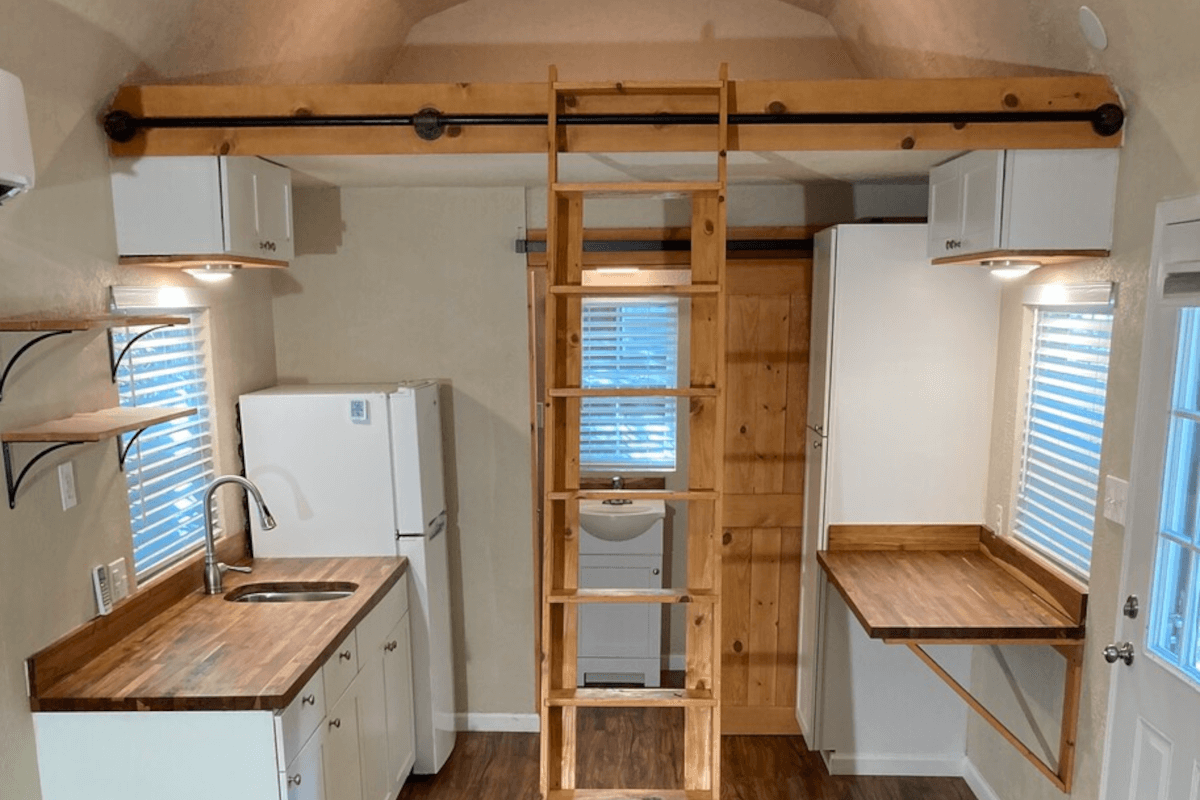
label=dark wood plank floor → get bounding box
[398,709,978,800]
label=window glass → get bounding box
[1012,309,1113,578]
[580,297,679,470]
[1148,307,1200,685]
[113,317,217,577]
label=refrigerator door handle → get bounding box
[428,511,447,540]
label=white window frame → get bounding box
[1010,282,1116,581]
[111,286,220,580]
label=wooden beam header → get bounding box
[107,75,1124,157]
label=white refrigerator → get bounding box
[797,225,1000,773]
[238,382,457,775]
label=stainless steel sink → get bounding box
[224,581,358,603]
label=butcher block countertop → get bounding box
[817,524,1087,643]
[28,557,407,713]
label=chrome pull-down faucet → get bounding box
[202,475,277,595]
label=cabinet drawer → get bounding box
[357,575,408,660]
[323,630,359,704]
[280,669,325,761]
[282,725,325,800]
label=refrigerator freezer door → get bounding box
[808,228,836,434]
[389,384,447,536]
[240,390,399,556]
[395,531,457,773]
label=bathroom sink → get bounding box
[580,499,666,542]
[225,581,358,603]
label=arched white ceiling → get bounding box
[140,0,1107,84]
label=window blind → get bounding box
[1013,309,1114,578]
[580,297,679,470]
[113,318,217,577]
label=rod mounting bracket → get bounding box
[413,107,444,141]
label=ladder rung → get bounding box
[552,182,722,197]
[549,284,719,296]
[548,688,716,708]
[554,81,724,96]
[548,490,718,501]
[547,791,713,800]
[548,387,718,398]
[548,589,718,605]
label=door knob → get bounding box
[1103,642,1135,665]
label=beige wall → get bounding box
[0,2,278,796]
[963,6,1200,800]
[275,186,535,716]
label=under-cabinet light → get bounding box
[595,267,641,274]
[982,259,1040,280]
[183,264,239,283]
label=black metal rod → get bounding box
[117,426,151,470]
[0,330,73,403]
[104,103,1125,142]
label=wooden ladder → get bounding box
[539,66,729,800]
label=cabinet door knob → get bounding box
[301,693,316,706]
[329,718,342,729]
[651,568,660,576]
[385,640,398,652]
[339,649,352,661]
[288,774,302,787]
[813,439,822,449]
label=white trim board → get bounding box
[962,758,1003,800]
[455,713,540,733]
[823,751,966,777]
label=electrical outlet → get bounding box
[108,558,130,602]
[1104,475,1129,525]
[57,461,77,511]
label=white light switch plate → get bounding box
[108,558,129,602]
[1103,474,1129,525]
[57,461,77,511]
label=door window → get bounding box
[1148,306,1200,686]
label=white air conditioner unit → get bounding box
[0,68,35,204]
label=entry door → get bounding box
[1103,195,1200,800]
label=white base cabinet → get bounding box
[33,574,415,800]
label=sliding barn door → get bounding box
[721,259,810,734]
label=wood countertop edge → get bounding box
[31,558,408,714]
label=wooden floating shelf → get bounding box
[548,589,717,605]
[554,81,724,95]
[117,254,288,270]
[2,407,195,444]
[549,284,719,296]
[546,791,714,800]
[547,688,716,708]
[0,314,188,333]
[547,387,718,398]
[547,490,719,501]
[552,182,722,197]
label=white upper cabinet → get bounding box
[927,149,1120,262]
[111,156,294,264]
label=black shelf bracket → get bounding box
[0,330,72,403]
[3,441,84,510]
[108,324,176,383]
[115,426,154,471]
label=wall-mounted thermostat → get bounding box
[349,399,369,424]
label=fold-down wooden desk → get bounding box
[817,524,1087,793]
